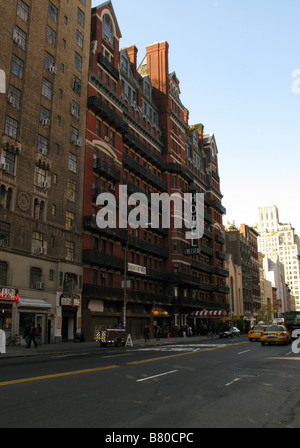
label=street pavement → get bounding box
[0,334,220,359]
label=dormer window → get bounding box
[102,14,114,46]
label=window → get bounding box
[67,180,76,202]
[66,211,75,230]
[30,267,42,288]
[34,166,47,188]
[3,151,15,176]
[72,75,81,94]
[44,51,55,71]
[13,27,27,51]
[74,52,82,71]
[41,78,52,99]
[31,231,44,255]
[17,0,29,23]
[7,85,21,109]
[34,199,45,221]
[46,26,56,47]
[65,241,74,261]
[5,116,18,139]
[40,105,50,123]
[102,14,113,45]
[48,1,58,23]
[11,55,24,79]
[0,222,10,248]
[70,125,79,144]
[76,30,83,48]
[68,153,77,173]
[0,262,8,286]
[77,8,85,26]
[37,135,48,153]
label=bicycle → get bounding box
[6,334,21,346]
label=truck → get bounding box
[94,325,126,347]
[284,312,300,336]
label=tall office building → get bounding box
[257,206,300,311]
[0,0,91,342]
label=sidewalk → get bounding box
[0,334,216,359]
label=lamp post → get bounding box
[123,223,153,332]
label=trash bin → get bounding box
[0,330,6,354]
[74,332,83,343]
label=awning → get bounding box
[17,298,51,310]
[189,310,227,319]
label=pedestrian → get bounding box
[23,322,31,346]
[26,321,37,348]
[155,326,160,341]
[144,324,150,342]
[35,324,42,346]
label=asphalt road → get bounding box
[0,335,299,429]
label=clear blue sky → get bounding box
[92,0,300,233]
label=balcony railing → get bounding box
[122,153,167,191]
[93,158,120,184]
[88,96,128,133]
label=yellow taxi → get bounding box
[248,325,267,342]
[260,325,291,346]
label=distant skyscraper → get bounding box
[257,206,300,311]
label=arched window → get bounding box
[0,185,6,207]
[6,188,12,210]
[102,13,114,45]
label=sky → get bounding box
[92,0,300,233]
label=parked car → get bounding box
[219,327,240,338]
[248,325,267,342]
[260,325,291,346]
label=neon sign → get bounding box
[0,288,19,301]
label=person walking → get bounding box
[35,324,42,346]
[26,322,38,348]
[155,326,160,341]
[144,324,150,342]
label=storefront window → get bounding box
[0,305,12,331]
[19,312,35,337]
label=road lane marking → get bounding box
[225,378,240,387]
[238,349,251,355]
[137,370,178,383]
[128,341,249,365]
[0,341,250,387]
[0,365,120,387]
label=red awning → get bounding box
[189,310,227,319]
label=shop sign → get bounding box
[128,263,146,275]
[0,288,19,301]
[60,294,81,307]
[184,247,201,255]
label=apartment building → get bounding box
[257,206,300,311]
[82,1,229,340]
[0,0,91,342]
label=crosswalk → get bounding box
[136,343,226,352]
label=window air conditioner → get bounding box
[36,282,44,290]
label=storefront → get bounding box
[0,287,19,334]
[17,297,51,344]
[55,293,81,342]
[189,309,228,335]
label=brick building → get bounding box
[0,0,91,342]
[82,1,228,340]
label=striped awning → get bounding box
[189,310,227,319]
